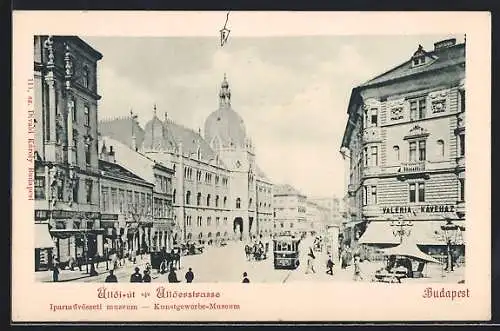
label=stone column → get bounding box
[67,99,74,165]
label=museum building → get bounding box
[340,38,466,256]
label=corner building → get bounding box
[340,38,465,256]
[33,36,103,270]
[100,75,273,243]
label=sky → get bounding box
[83,34,463,199]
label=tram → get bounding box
[273,235,301,269]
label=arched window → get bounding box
[249,198,253,208]
[215,195,219,207]
[172,189,176,204]
[393,145,400,161]
[197,192,202,206]
[206,194,211,206]
[185,191,191,204]
[223,196,227,208]
[437,140,445,158]
[236,198,241,209]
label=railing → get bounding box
[400,161,426,173]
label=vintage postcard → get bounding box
[12,11,491,322]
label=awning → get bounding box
[358,221,465,246]
[382,238,443,264]
[35,223,55,249]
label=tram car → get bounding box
[273,235,301,269]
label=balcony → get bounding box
[362,127,382,144]
[362,204,379,218]
[347,184,356,196]
[363,166,382,178]
[396,161,429,180]
[456,156,465,170]
[457,112,465,129]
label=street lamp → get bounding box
[440,218,464,272]
[390,218,413,244]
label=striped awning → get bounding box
[35,223,55,249]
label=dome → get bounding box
[204,74,247,149]
[204,107,247,149]
[142,111,170,151]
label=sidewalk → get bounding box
[35,254,152,283]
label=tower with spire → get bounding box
[219,73,231,108]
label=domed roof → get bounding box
[142,107,174,151]
[204,75,247,149]
[204,107,247,149]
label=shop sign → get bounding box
[382,204,455,214]
[101,213,119,220]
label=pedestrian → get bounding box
[185,267,194,283]
[160,259,167,274]
[143,269,152,283]
[242,272,250,283]
[105,270,118,283]
[305,247,316,274]
[168,267,180,283]
[130,267,143,283]
[353,256,363,281]
[52,258,60,282]
[326,255,334,275]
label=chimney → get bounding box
[109,146,116,163]
[434,38,456,51]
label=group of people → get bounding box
[104,263,197,283]
[245,240,268,261]
[305,246,336,276]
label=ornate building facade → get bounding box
[33,36,104,270]
[99,75,273,244]
[273,184,307,235]
[340,38,466,255]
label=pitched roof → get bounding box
[360,43,465,88]
[99,117,145,150]
[273,183,304,197]
[164,119,216,161]
[98,159,151,185]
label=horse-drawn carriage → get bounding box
[245,242,269,261]
[150,247,182,273]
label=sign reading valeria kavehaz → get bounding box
[382,205,456,214]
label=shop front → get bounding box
[35,223,56,271]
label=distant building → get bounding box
[99,75,273,243]
[33,36,103,270]
[308,196,342,226]
[273,184,307,235]
[305,200,329,234]
[340,38,465,254]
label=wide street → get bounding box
[36,234,464,284]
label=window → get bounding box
[72,131,78,163]
[146,193,151,215]
[418,140,426,161]
[206,194,211,206]
[216,217,220,227]
[172,189,176,204]
[173,164,176,175]
[35,176,45,199]
[362,186,368,206]
[197,216,202,227]
[363,148,368,167]
[410,98,426,121]
[197,192,202,206]
[459,178,465,202]
[249,198,253,208]
[370,146,378,166]
[418,182,425,202]
[85,180,93,204]
[370,108,378,127]
[459,134,465,156]
[72,178,79,203]
[409,141,417,162]
[409,182,425,203]
[84,105,90,126]
[71,98,77,122]
[207,217,211,226]
[186,191,191,204]
[82,66,89,88]
[437,140,445,158]
[393,145,400,161]
[223,196,227,208]
[236,198,241,209]
[102,187,109,211]
[371,186,377,205]
[215,195,219,207]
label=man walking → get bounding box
[242,272,250,283]
[353,256,363,281]
[326,254,335,275]
[305,247,316,274]
[185,268,194,283]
